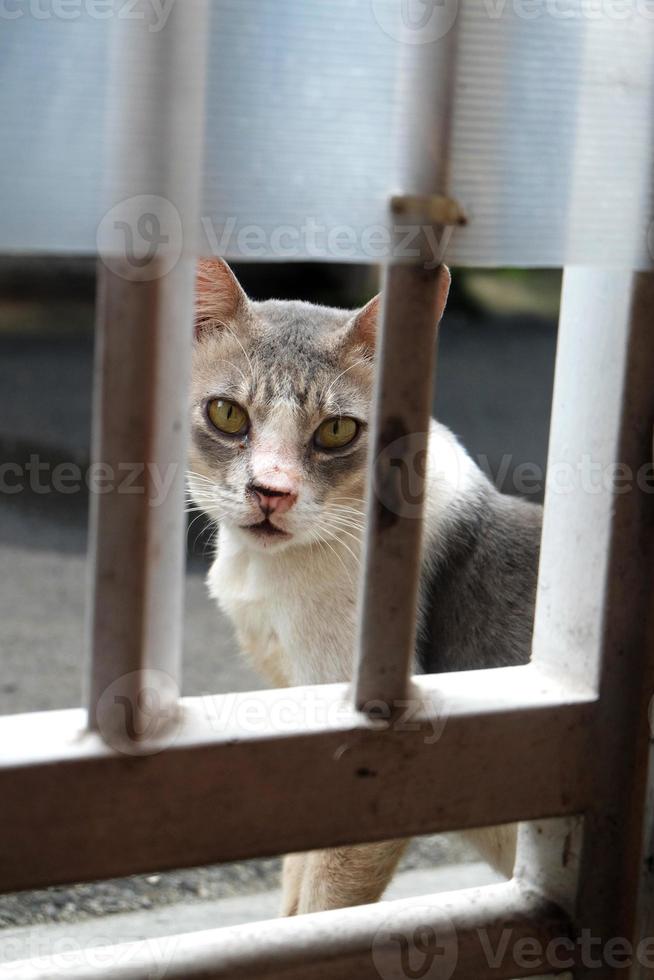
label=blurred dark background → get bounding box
[0,257,560,716]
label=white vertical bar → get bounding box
[517,269,654,973]
[530,268,638,691]
[354,20,461,711]
[86,2,207,742]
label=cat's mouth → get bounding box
[242,518,290,540]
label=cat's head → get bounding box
[188,259,449,553]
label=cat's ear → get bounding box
[346,293,381,355]
[434,263,452,322]
[343,264,451,355]
[195,258,247,339]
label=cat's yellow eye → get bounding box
[207,398,249,436]
[314,416,359,450]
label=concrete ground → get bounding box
[0,305,556,950]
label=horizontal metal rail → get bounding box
[0,664,595,893]
[0,880,572,980]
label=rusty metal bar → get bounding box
[85,3,207,740]
[353,18,462,712]
[86,262,198,736]
[353,260,448,710]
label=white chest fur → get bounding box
[208,527,360,686]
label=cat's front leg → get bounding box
[295,839,408,914]
[463,823,517,878]
[280,852,307,916]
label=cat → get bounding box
[187,257,542,914]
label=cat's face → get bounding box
[188,260,378,552]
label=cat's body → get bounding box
[189,259,541,914]
[210,418,541,688]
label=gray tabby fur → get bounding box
[417,481,542,674]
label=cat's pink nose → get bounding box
[251,482,297,516]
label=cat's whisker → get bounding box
[320,357,370,407]
[323,512,365,529]
[311,528,355,585]
[323,519,365,537]
[187,511,216,550]
[223,323,256,386]
[311,536,337,580]
[320,523,363,548]
[186,470,217,484]
[323,514,364,533]
[316,523,362,568]
[325,513,365,525]
[326,507,365,523]
[329,499,367,512]
[203,522,221,558]
[322,524,363,546]
[212,357,250,388]
[196,516,217,556]
[186,488,215,497]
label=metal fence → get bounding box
[1,3,654,978]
